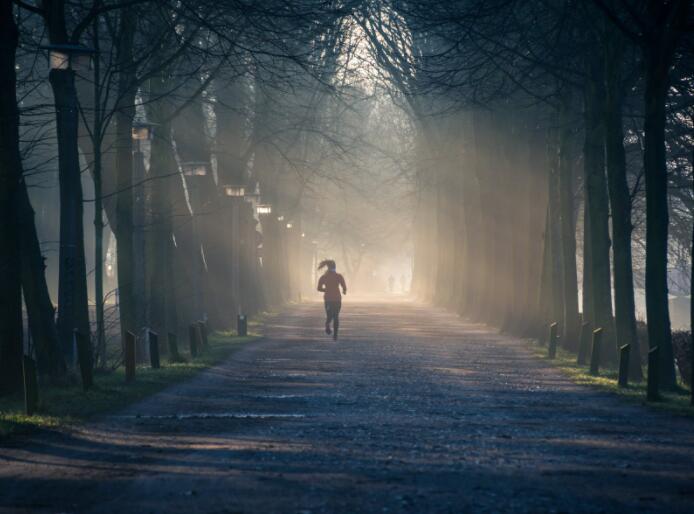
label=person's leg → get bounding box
[333,301,341,340]
[324,300,332,334]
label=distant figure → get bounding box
[317,260,347,341]
[400,274,406,293]
[388,275,395,293]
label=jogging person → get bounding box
[317,259,347,340]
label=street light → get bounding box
[181,161,209,176]
[286,222,293,229]
[256,204,272,216]
[223,184,246,197]
[277,215,284,221]
[42,44,95,72]
[131,120,156,141]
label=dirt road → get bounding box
[1,299,693,513]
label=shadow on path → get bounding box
[1,300,693,513]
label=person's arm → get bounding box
[317,276,326,292]
[340,275,347,295]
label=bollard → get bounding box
[189,324,199,358]
[125,331,136,382]
[74,330,93,390]
[148,330,160,369]
[548,322,558,359]
[22,356,39,416]
[577,322,591,365]
[647,346,660,402]
[237,314,247,337]
[168,332,181,362]
[197,321,208,348]
[589,328,603,376]
[618,344,631,388]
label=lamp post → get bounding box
[132,121,155,351]
[223,184,246,322]
[182,161,210,322]
[43,43,95,364]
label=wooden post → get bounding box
[197,321,208,348]
[74,330,93,390]
[589,328,603,376]
[189,324,198,358]
[577,322,591,365]
[237,314,247,337]
[647,346,660,402]
[548,322,558,359]
[22,356,39,416]
[125,331,136,382]
[618,344,630,388]
[168,332,181,362]
[148,330,160,369]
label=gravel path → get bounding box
[1,299,693,513]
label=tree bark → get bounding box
[557,90,580,351]
[114,7,138,338]
[50,67,91,363]
[0,0,24,394]
[583,54,616,363]
[643,53,676,388]
[639,0,691,390]
[604,31,642,380]
[145,71,179,339]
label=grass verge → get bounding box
[0,330,261,439]
[526,340,694,416]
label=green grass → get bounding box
[527,340,694,416]
[0,330,261,439]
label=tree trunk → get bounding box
[114,7,138,338]
[49,67,91,364]
[145,73,178,339]
[557,89,580,351]
[643,52,676,389]
[604,32,642,380]
[0,0,24,394]
[583,56,616,364]
[18,184,66,379]
[548,132,565,329]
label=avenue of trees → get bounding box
[390,0,694,389]
[0,0,371,394]
[1,0,693,398]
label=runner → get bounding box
[317,259,347,341]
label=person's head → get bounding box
[318,259,336,272]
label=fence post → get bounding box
[647,346,660,402]
[125,331,136,382]
[618,344,630,388]
[22,356,39,416]
[589,328,603,376]
[548,322,558,359]
[148,330,160,369]
[189,324,199,358]
[577,322,591,365]
[168,332,181,362]
[74,330,93,390]
[237,314,247,337]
